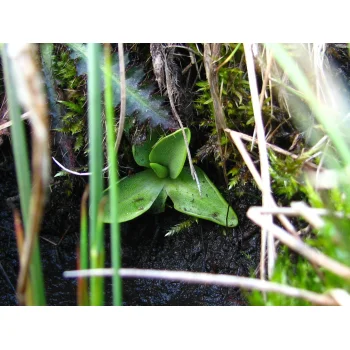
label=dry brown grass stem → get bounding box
[251,48,274,151]
[248,207,350,280]
[0,111,30,131]
[115,43,126,153]
[52,157,111,176]
[63,268,340,306]
[203,43,228,187]
[52,156,95,176]
[225,128,297,236]
[8,44,50,304]
[77,185,90,306]
[162,48,201,193]
[229,130,302,159]
[225,129,263,189]
[13,209,33,304]
[227,129,324,173]
[290,202,325,229]
[256,204,349,220]
[13,209,24,255]
[259,50,273,108]
[244,43,275,279]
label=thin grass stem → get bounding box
[78,185,90,306]
[90,197,106,305]
[1,45,46,305]
[87,43,104,305]
[104,43,122,306]
[244,43,275,279]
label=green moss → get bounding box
[248,178,350,306]
[165,217,198,237]
[52,48,87,152]
[268,150,305,200]
[248,247,324,306]
[195,66,254,129]
[194,44,270,131]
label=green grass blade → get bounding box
[78,185,89,306]
[40,44,62,127]
[1,47,31,229]
[87,43,104,305]
[1,45,46,305]
[104,44,122,305]
[91,198,106,306]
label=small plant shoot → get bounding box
[103,128,238,227]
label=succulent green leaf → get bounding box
[132,129,162,168]
[103,126,238,227]
[149,128,190,179]
[68,43,177,129]
[103,169,165,223]
[164,166,238,227]
[150,163,169,178]
[149,188,168,214]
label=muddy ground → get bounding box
[0,137,261,306]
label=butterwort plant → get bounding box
[103,128,238,227]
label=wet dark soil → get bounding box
[0,138,261,306]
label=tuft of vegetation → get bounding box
[165,217,198,237]
[268,151,305,200]
[193,44,271,191]
[195,65,254,130]
[103,128,238,227]
[248,247,324,306]
[52,48,87,152]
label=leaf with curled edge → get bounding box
[164,166,238,227]
[149,128,190,179]
[132,128,163,168]
[68,43,177,129]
